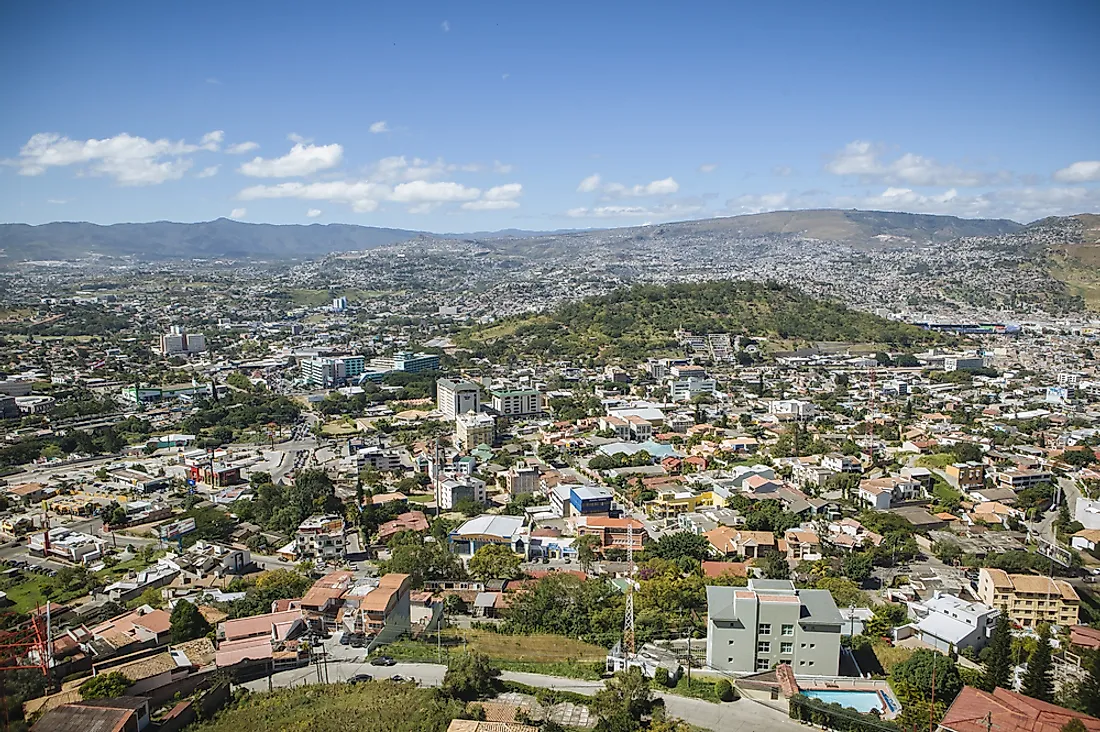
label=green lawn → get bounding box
[917,453,956,469]
[383,631,607,680]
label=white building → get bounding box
[907,592,998,654]
[293,515,346,561]
[160,326,206,356]
[669,377,717,402]
[769,400,818,421]
[491,388,542,417]
[455,412,495,449]
[437,378,481,418]
[439,475,487,510]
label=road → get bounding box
[242,660,803,732]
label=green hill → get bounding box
[459,280,938,363]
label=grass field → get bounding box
[192,681,465,732]
[321,418,359,436]
[917,453,956,469]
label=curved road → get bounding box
[241,660,802,732]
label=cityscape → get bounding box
[2,2,1100,732]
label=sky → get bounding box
[1,0,1099,231]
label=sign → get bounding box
[157,516,197,541]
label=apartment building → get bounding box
[858,474,922,510]
[945,462,986,491]
[976,568,1079,627]
[455,412,495,449]
[370,351,440,373]
[908,592,998,653]
[505,466,540,497]
[437,378,481,418]
[995,467,1054,492]
[669,377,718,402]
[293,515,346,561]
[821,453,863,474]
[706,579,842,675]
[438,475,487,511]
[491,387,542,417]
[769,400,818,421]
[300,357,348,388]
[160,326,206,356]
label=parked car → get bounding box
[339,632,351,645]
[389,675,405,682]
[370,655,396,666]
[349,674,373,684]
[351,636,366,648]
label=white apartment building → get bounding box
[439,475,487,510]
[294,515,346,561]
[491,388,542,417]
[437,378,481,418]
[669,377,717,402]
[908,592,998,654]
[455,412,495,449]
[769,399,818,421]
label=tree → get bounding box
[592,667,654,727]
[890,649,962,707]
[1078,649,1100,717]
[815,577,867,609]
[1062,720,1088,732]
[441,650,499,700]
[714,678,736,701]
[1021,624,1055,702]
[864,602,908,638]
[170,599,212,643]
[842,552,873,584]
[576,534,602,574]
[933,540,964,565]
[80,671,131,700]
[646,532,710,562]
[981,613,1013,692]
[758,551,790,580]
[467,543,521,581]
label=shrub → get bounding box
[653,667,671,688]
[714,679,735,702]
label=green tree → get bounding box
[441,650,500,701]
[1021,624,1054,702]
[576,534,602,574]
[592,667,654,727]
[646,532,710,562]
[170,599,212,643]
[467,543,521,581]
[1079,649,1100,717]
[80,671,131,700]
[758,551,790,580]
[1062,720,1088,732]
[842,552,873,584]
[890,649,962,706]
[981,613,1013,692]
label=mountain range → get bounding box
[0,209,1041,263]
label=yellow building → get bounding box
[945,462,985,491]
[976,568,1079,627]
[643,489,720,519]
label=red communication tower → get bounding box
[0,610,51,676]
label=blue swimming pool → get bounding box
[802,690,884,714]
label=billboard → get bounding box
[156,516,197,541]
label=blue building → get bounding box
[570,485,613,516]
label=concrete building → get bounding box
[437,378,481,418]
[370,351,440,373]
[293,515,346,561]
[769,400,818,421]
[300,356,364,388]
[995,467,1053,492]
[449,514,528,559]
[821,453,862,474]
[858,474,922,509]
[455,412,495,450]
[669,377,718,402]
[908,592,998,653]
[491,387,542,417]
[946,462,986,491]
[576,517,647,553]
[944,355,985,372]
[505,466,540,497]
[439,475,487,511]
[706,579,843,675]
[976,568,1079,627]
[160,326,206,356]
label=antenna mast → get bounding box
[623,520,636,660]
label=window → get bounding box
[809,660,815,666]
[728,657,734,663]
[759,623,772,635]
[758,641,770,654]
[727,639,735,646]
[781,642,793,654]
[756,658,770,671]
[809,643,816,649]
[782,624,794,636]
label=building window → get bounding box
[758,641,770,654]
[759,623,772,635]
[728,657,734,663]
[727,639,734,646]
[809,660,815,666]
[782,624,794,636]
[809,643,815,649]
[756,658,770,671]
[781,642,793,654]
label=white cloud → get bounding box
[577,173,601,193]
[502,73,510,81]
[825,140,1004,187]
[369,121,390,134]
[727,192,792,214]
[47,198,67,204]
[226,141,259,155]
[196,165,220,178]
[462,183,523,210]
[229,207,246,219]
[441,20,450,32]
[390,180,480,203]
[206,78,221,85]
[698,163,718,173]
[238,142,343,178]
[772,165,793,177]
[566,200,704,219]
[306,208,322,218]
[13,130,222,185]
[493,160,513,174]
[1053,161,1100,183]
[462,199,520,210]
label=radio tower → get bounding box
[867,366,878,465]
[623,521,636,660]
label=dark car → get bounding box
[370,655,396,666]
[351,636,366,648]
[339,632,351,645]
[349,674,373,684]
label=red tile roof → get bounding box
[941,687,1100,732]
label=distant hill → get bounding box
[458,280,940,363]
[1035,214,1100,310]
[0,209,1026,263]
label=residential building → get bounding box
[33,697,152,732]
[437,378,481,418]
[491,387,542,417]
[945,462,986,491]
[939,687,1100,732]
[355,445,403,472]
[669,377,718,402]
[576,517,647,553]
[705,527,776,559]
[995,467,1053,492]
[645,488,707,520]
[505,466,540,497]
[705,579,843,675]
[944,355,985,372]
[821,453,862,474]
[599,415,631,441]
[342,574,412,644]
[769,400,818,421]
[449,514,528,559]
[160,326,206,356]
[908,592,998,653]
[377,511,430,543]
[857,474,922,510]
[369,350,440,373]
[781,529,822,562]
[439,475,487,510]
[792,461,835,490]
[455,412,495,449]
[976,568,1079,627]
[294,515,346,561]
[301,356,366,388]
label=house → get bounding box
[705,579,842,675]
[89,606,173,657]
[293,515,346,561]
[1071,528,1100,552]
[780,529,822,562]
[824,518,883,552]
[341,573,412,644]
[1069,625,1100,652]
[704,527,776,559]
[945,462,986,491]
[821,453,862,474]
[976,568,1079,627]
[7,482,54,504]
[908,592,998,653]
[32,696,152,732]
[792,461,835,490]
[377,510,430,543]
[857,475,921,509]
[701,561,749,580]
[299,571,354,629]
[219,609,307,643]
[939,687,1100,732]
[576,517,646,553]
[965,501,1020,528]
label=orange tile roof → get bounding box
[701,561,748,578]
[220,609,303,642]
[941,687,1100,732]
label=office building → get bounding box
[300,355,364,387]
[769,400,818,421]
[706,579,843,675]
[669,377,718,402]
[945,355,985,372]
[576,517,647,553]
[437,378,481,418]
[439,475,487,510]
[976,568,1079,627]
[160,326,206,356]
[370,350,440,374]
[491,387,542,417]
[455,412,495,450]
[332,296,348,312]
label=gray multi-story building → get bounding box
[437,378,481,418]
[706,579,843,676]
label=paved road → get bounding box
[241,660,803,732]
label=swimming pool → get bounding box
[802,689,885,714]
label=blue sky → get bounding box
[2,0,1098,230]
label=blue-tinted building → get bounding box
[570,485,613,516]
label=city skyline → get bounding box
[1,0,1098,229]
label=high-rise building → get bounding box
[160,326,207,356]
[491,388,542,417]
[369,351,440,374]
[437,378,481,418]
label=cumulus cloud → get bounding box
[1053,161,1100,183]
[698,163,718,173]
[226,141,260,154]
[369,121,390,134]
[566,200,704,219]
[13,130,223,185]
[229,207,246,219]
[196,165,220,178]
[825,140,1005,187]
[577,173,601,192]
[238,141,343,177]
[577,174,680,198]
[493,160,513,174]
[462,183,522,210]
[390,180,480,203]
[306,208,322,218]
